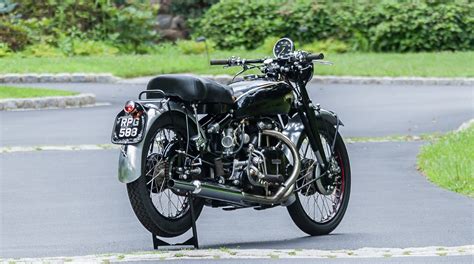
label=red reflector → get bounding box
[124,101,135,113]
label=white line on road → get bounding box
[2,245,472,263]
[0,144,120,153]
[4,102,111,112]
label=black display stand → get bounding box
[152,193,199,249]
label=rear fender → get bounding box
[118,102,202,184]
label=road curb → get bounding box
[0,73,119,83]
[0,93,96,111]
[1,73,473,86]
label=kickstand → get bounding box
[152,192,199,249]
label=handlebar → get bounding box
[306,53,324,61]
[209,59,229,65]
[210,58,265,66]
[210,52,324,66]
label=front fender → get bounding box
[283,108,343,147]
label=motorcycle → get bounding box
[111,38,350,238]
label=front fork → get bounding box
[296,82,331,171]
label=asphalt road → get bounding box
[0,81,473,263]
[1,142,473,261]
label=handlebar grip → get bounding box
[210,59,229,65]
[307,53,324,61]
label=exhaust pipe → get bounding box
[168,179,249,205]
[168,130,300,206]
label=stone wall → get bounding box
[153,0,188,41]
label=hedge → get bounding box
[196,0,474,52]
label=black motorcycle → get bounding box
[111,38,350,238]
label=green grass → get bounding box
[0,51,473,78]
[418,125,474,197]
[0,86,77,99]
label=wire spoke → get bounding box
[145,127,189,219]
[297,132,344,224]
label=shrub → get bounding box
[0,19,29,51]
[277,1,341,43]
[0,42,11,57]
[102,4,159,50]
[197,0,474,52]
[367,2,474,52]
[71,39,119,56]
[302,39,349,54]
[170,0,219,19]
[196,0,283,49]
[21,42,63,57]
[8,0,159,53]
[176,40,213,55]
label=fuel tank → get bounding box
[230,80,294,118]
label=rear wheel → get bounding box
[127,113,204,237]
[287,120,351,236]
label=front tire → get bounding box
[287,120,351,236]
[127,112,204,237]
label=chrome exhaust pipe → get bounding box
[168,179,249,205]
[168,130,300,206]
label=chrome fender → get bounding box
[118,107,161,183]
[118,103,204,184]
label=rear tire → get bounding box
[287,120,351,236]
[127,112,204,237]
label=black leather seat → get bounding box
[147,74,234,104]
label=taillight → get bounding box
[124,101,136,113]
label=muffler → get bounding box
[168,179,250,205]
[168,130,300,206]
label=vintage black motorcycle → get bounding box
[111,38,350,238]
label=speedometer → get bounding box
[273,38,294,58]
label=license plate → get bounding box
[111,109,147,144]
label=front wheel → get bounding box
[287,120,351,236]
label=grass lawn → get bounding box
[0,51,473,78]
[0,86,78,99]
[418,125,474,197]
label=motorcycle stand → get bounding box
[152,193,199,249]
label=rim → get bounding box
[144,127,189,219]
[296,134,345,224]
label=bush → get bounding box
[71,39,119,56]
[367,2,474,52]
[277,1,342,43]
[170,0,219,19]
[196,0,283,49]
[176,40,213,55]
[302,39,349,54]
[197,0,474,52]
[102,4,159,50]
[6,0,159,53]
[0,20,29,51]
[0,43,11,57]
[21,42,63,57]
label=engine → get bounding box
[203,115,292,196]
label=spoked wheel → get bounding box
[287,120,351,236]
[127,113,204,237]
